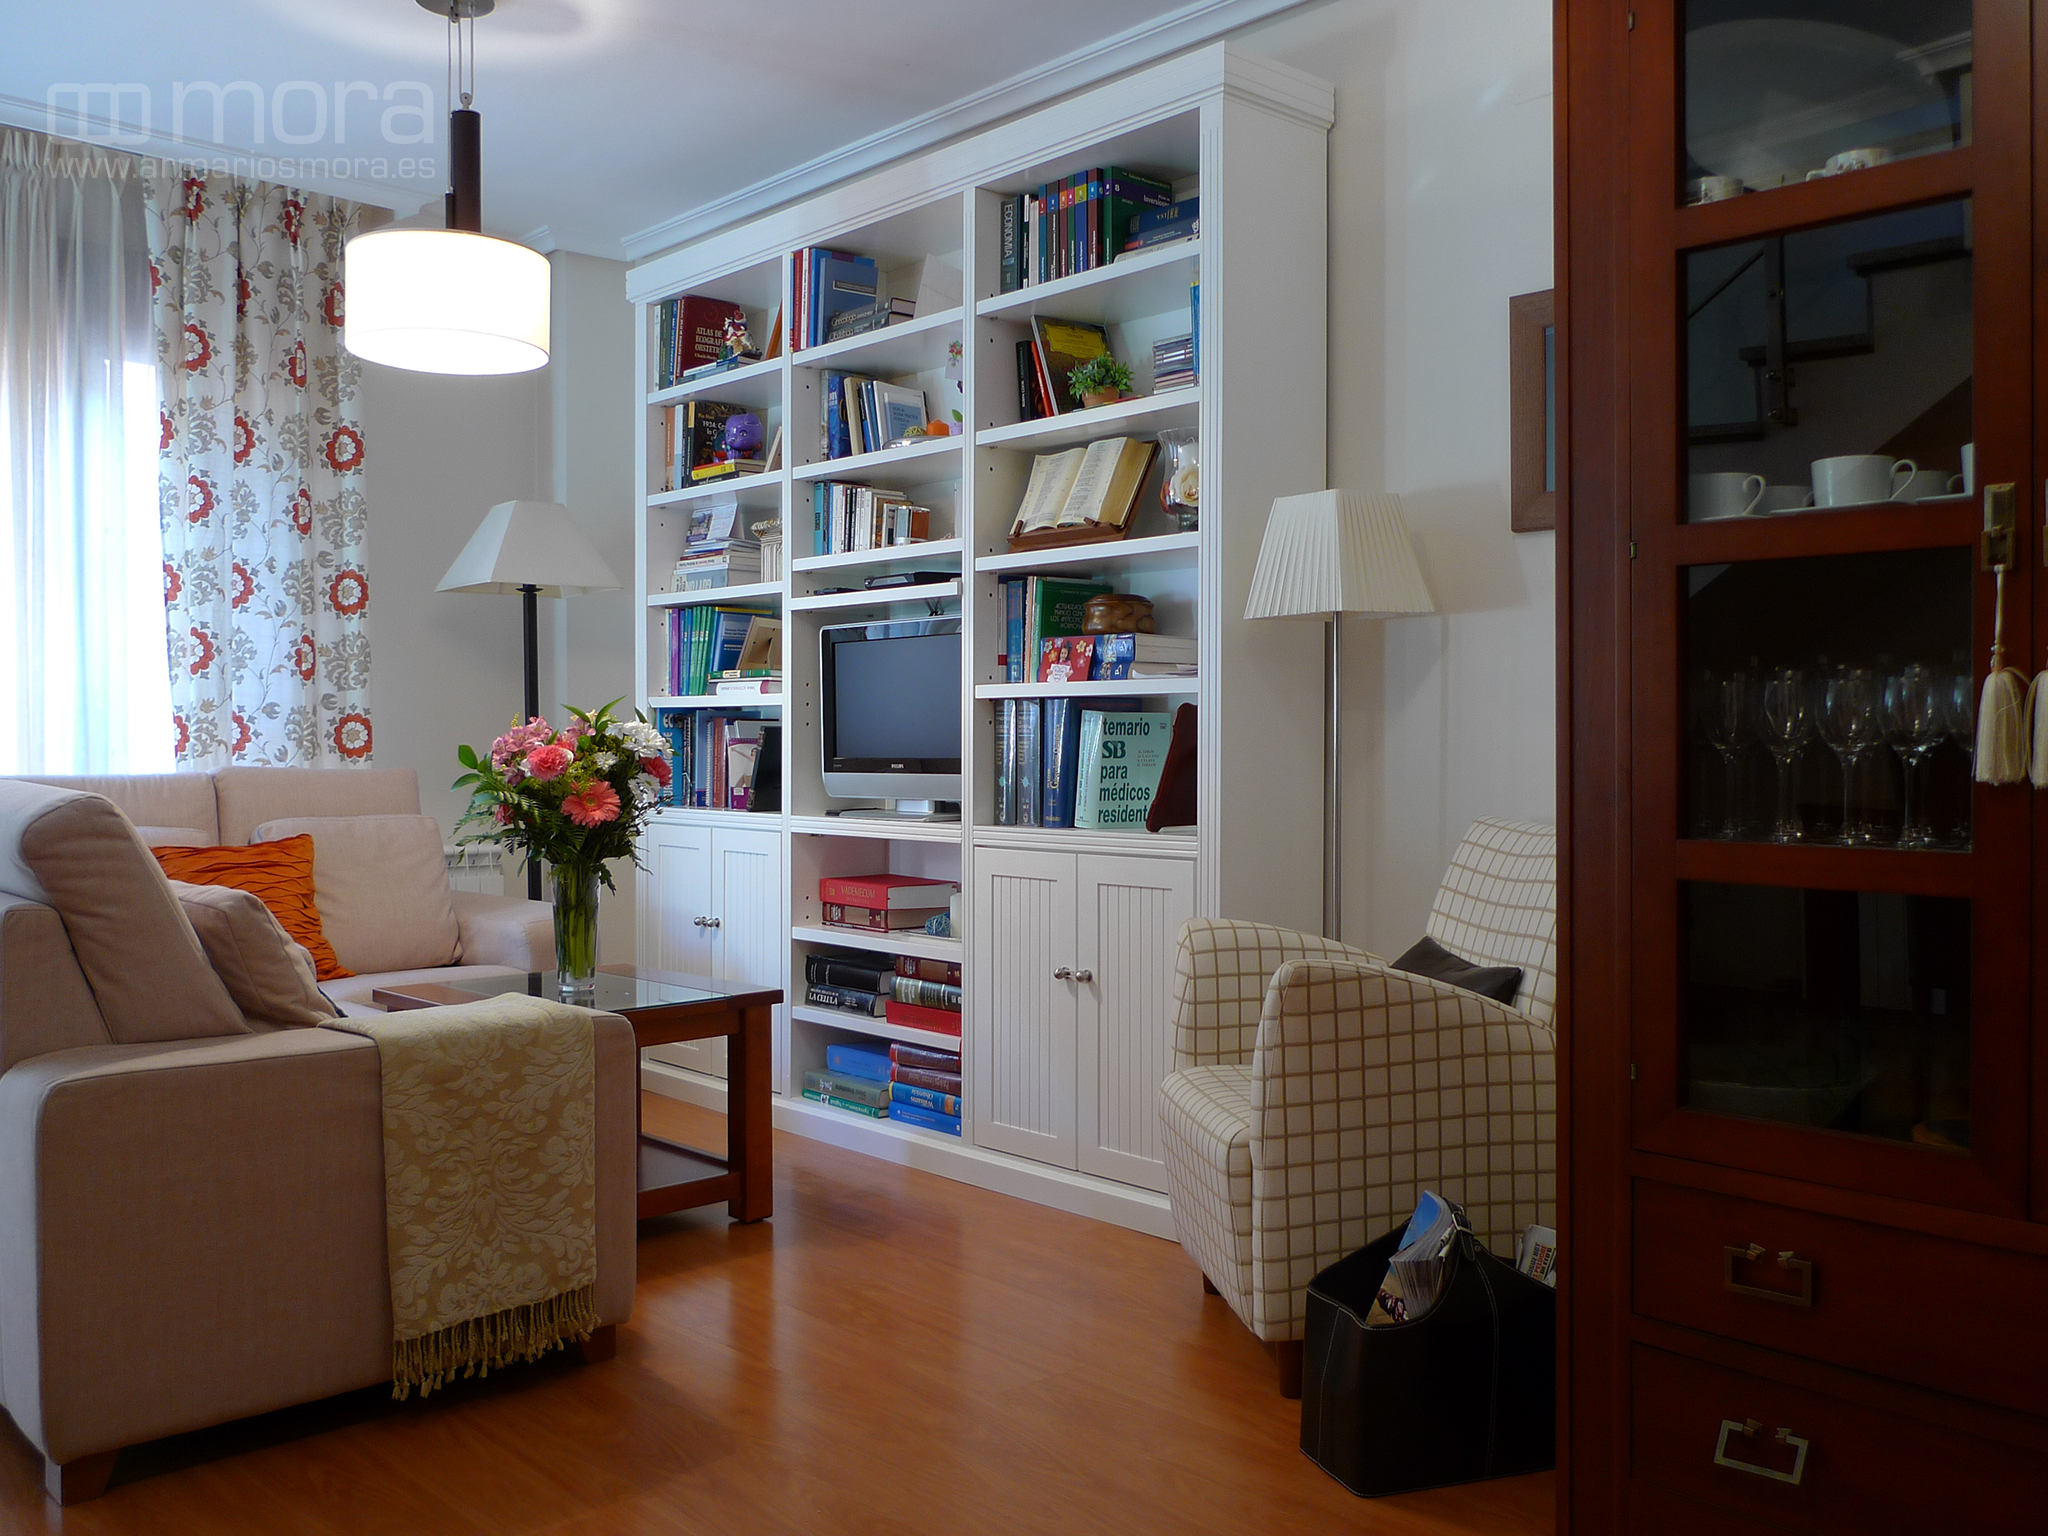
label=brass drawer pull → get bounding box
[1714,1418,1809,1485]
[1723,1243,1814,1307]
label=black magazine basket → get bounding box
[1300,1223,1555,1497]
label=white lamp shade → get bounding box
[344,228,551,375]
[1243,489,1435,620]
[438,500,620,596]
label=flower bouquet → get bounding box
[454,701,672,998]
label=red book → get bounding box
[1039,635,1095,683]
[890,1063,964,1094]
[895,955,963,985]
[818,874,956,911]
[676,296,744,371]
[822,902,931,931]
[886,999,964,1035]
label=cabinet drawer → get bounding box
[1630,1345,2045,1532]
[1634,1180,2048,1417]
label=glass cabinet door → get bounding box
[1625,1,2031,1215]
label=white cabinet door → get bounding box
[1074,854,1195,1191]
[638,820,716,1076]
[705,826,784,1083]
[973,847,1077,1168]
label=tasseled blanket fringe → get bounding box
[391,1283,598,1400]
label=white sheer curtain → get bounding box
[0,130,172,775]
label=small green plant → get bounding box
[1068,355,1133,401]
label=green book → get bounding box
[801,1088,891,1119]
[1025,577,1112,680]
[1074,710,1173,829]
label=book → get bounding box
[1014,698,1042,828]
[801,1088,891,1119]
[1124,197,1198,249]
[805,952,895,992]
[823,902,936,931]
[995,698,1019,826]
[658,296,744,388]
[1055,437,1157,530]
[872,381,929,445]
[1074,710,1173,829]
[885,999,963,1035]
[887,1100,962,1136]
[891,975,962,1009]
[1103,169,1175,261]
[803,1069,891,1110]
[999,194,1022,292]
[1025,578,1113,671]
[895,955,961,982]
[1093,633,1196,680]
[712,678,781,698]
[812,251,879,345]
[890,1063,963,1095]
[889,1042,961,1072]
[1015,339,1042,422]
[1516,1224,1560,1288]
[818,874,958,911]
[1044,696,1136,828]
[824,1040,891,1082]
[1029,316,1112,413]
[1038,635,1096,683]
[890,1082,963,1117]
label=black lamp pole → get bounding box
[520,582,542,900]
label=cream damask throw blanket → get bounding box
[326,994,598,1399]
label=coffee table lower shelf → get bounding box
[638,1134,743,1219]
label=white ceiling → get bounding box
[0,0,1298,261]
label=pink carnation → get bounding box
[525,743,574,781]
[562,782,621,827]
[492,803,515,825]
[639,755,672,787]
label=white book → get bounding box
[1013,447,1087,536]
[1054,438,1129,527]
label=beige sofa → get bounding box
[0,772,636,1503]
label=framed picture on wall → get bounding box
[1510,289,1558,532]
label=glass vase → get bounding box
[551,864,601,1002]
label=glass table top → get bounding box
[448,969,766,1012]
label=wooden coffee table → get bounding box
[370,964,781,1223]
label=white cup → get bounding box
[1687,175,1744,204]
[1897,469,1955,501]
[1690,471,1765,521]
[1961,443,1975,495]
[1755,484,1813,514]
[1807,146,1893,180]
[1811,455,1916,508]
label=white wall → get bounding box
[1236,0,1557,953]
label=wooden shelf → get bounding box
[789,580,961,613]
[648,693,783,710]
[791,536,963,574]
[649,475,782,510]
[974,530,1198,576]
[1672,838,1977,898]
[783,1093,966,1147]
[791,923,962,963]
[793,434,965,490]
[648,581,782,608]
[975,677,1198,700]
[792,307,965,377]
[977,388,1199,452]
[646,354,784,410]
[1671,148,1974,253]
[977,239,1200,323]
[789,1004,963,1052]
[1667,502,1975,564]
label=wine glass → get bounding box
[1885,665,1946,848]
[1699,669,1755,839]
[1757,667,1810,843]
[1946,669,1976,847]
[1818,666,1882,845]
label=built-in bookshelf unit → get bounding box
[629,44,1333,1233]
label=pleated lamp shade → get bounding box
[1243,489,1435,620]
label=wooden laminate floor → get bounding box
[0,1096,1554,1535]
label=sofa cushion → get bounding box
[252,815,460,976]
[0,782,245,1044]
[154,836,351,980]
[135,825,212,848]
[214,767,420,845]
[17,773,220,843]
[168,880,339,1027]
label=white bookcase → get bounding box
[627,43,1333,1236]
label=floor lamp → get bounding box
[1244,490,1434,940]
[438,499,621,898]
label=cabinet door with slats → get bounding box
[710,826,785,1087]
[972,847,1077,1168]
[637,821,715,1076]
[1074,853,1193,1190]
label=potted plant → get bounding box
[453,701,672,1001]
[1068,355,1134,410]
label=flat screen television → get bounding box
[819,617,961,805]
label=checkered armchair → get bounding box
[1157,819,1557,1388]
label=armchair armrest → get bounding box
[1240,957,1555,1337]
[1170,917,1376,1071]
[450,889,555,972]
[0,895,112,1072]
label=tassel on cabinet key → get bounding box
[1977,484,2029,785]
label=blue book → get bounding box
[824,1040,891,1082]
[1004,578,1025,683]
[889,1100,962,1136]
[890,1082,962,1116]
[812,482,830,556]
[1128,198,1198,244]
[816,253,879,339]
[1094,633,1135,680]
[824,371,848,460]
[1045,696,1135,826]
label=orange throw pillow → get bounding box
[153,835,352,980]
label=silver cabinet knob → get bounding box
[1073,968,1094,983]
[702,916,721,929]
[1052,966,1073,980]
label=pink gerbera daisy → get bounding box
[562,782,621,827]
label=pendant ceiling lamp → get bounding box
[343,0,549,375]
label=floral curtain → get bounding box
[144,171,372,768]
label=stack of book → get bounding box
[803,947,896,1019]
[888,1041,962,1135]
[995,701,1174,830]
[671,492,760,590]
[807,482,932,556]
[803,1039,894,1118]
[659,399,772,488]
[822,371,928,459]
[655,295,744,390]
[1006,438,1157,545]
[819,873,958,934]
[1038,632,1196,681]
[997,574,1108,681]
[791,248,878,351]
[996,168,1174,293]
[1120,198,1198,256]
[889,954,962,1035]
[825,294,916,343]
[661,712,775,810]
[1151,334,1196,392]
[665,607,775,696]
